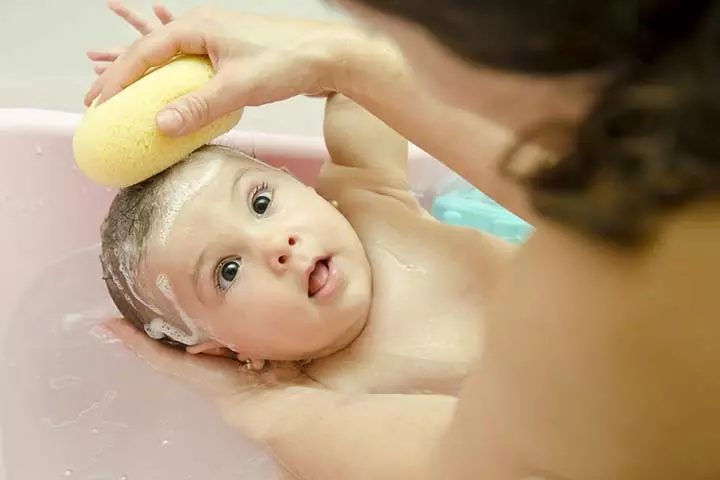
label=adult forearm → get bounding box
[223,386,455,480]
[332,31,543,223]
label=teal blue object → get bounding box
[432,182,534,243]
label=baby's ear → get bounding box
[186,340,229,357]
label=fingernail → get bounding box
[157,109,183,135]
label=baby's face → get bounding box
[140,150,372,361]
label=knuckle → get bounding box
[211,77,230,100]
[182,94,211,124]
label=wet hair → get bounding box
[99,144,235,349]
[100,157,182,349]
[358,0,720,246]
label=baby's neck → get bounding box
[306,308,370,362]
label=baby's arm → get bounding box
[319,93,414,200]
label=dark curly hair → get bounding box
[358,0,720,246]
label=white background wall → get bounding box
[0,0,349,136]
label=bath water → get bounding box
[0,246,276,480]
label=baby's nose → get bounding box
[265,234,299,273]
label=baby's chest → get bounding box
[311,305,481,396]
[359,207,496,308]
[311,235,489,395]
[316,195,507,394]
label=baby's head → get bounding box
[100,145,371,364]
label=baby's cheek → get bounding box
[210,290,275,337]
[212,278,311,340]
[195,315,229,344]
[243,293,300,329]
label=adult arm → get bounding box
[85,7,542,222]
[333,31,542,223]
[106,318,454,480]
[224,386,454,480]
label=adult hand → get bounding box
[84,6,356,136]
[104,318,310,442]
[87,0,175,76]
[106,317,452,480]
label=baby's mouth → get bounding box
[308,257,331,297]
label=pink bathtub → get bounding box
[0,108,456,480]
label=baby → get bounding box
[100,94,514,395]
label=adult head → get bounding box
[337,0,720,246]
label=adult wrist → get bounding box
[319,25,409,100]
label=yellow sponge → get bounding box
[73,55,243,188]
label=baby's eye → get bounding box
[251,191,273,215]
[216,258,242,291]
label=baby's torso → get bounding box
[307,188,514,395]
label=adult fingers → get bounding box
[152,3,175,25]
[104,317,183,373]
[86,48,124,62]
[94,63,109,75]
[104,318,242,397]
[156,70,246,136]
[108,0,154,35]
[84,23,201,106]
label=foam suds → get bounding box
[145,318,197,345]
[89,324,119,342]
[152,274,207,345]
[61,313,91,331]
[156,157,223,246]
[113,242,162,316]
[49,376,82,391]
[155,273,172,293]
[106,256,139,310]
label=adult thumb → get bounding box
[156,74,242,137]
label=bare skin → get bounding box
[95,2,510,397]
[96,2,720,479]
[86,2,546,225]
[108,92,512,480]
[307,94,511,395]
[146,89,511,394]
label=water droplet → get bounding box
[61,312,88,330]
[161,439,169,446]
[49,376,82,390]
[35,145,43,156]
[90,324,118,342]
[375,242,427,274]
[64,469,73,477]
